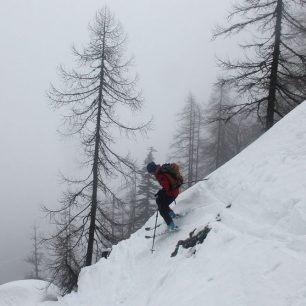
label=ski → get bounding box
[145,223,162,231]
[145,213,187,231]
[174,213,185,218]
[145,212,187,232]
[145,227,180,239]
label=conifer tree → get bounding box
[214,0,306,130]
[205,84,264,170]
[45,211,81,294]
[46,7,149,268]
[133,148,159,228]
[205,84,236,168]
[25,226,44,280]
[170,94,205,187]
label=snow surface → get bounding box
[3,102,306,306]
[0,280,58,306]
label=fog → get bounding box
[0,0,233,284]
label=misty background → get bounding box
[0,0,234,284]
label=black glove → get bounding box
[155,189,165,197]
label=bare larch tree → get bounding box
[45,210,81,294]
[214,0,306,130]
[25,225,44,280]
[170,93,205,187]
[46,7,148,268]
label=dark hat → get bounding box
[147,161,157,173]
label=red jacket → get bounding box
[155,170,180,197]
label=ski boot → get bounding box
[167,222,178,231]
[169,211,176,219]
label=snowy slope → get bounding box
[30,102,306,305]
[0,280,58,306]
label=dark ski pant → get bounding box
[156,190,176,225]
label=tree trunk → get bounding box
[266,0,283,130]
[85,23,106,267]
[111,195,115,237]
[195,111,201,181]
[216,85,223,168]
[34,228,39,278]
[188,104,193,187]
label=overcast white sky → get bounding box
[0,0,235,284]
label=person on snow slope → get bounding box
[147,161,183,231]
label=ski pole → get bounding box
[151,210,159,253]
[182,178,209,186]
